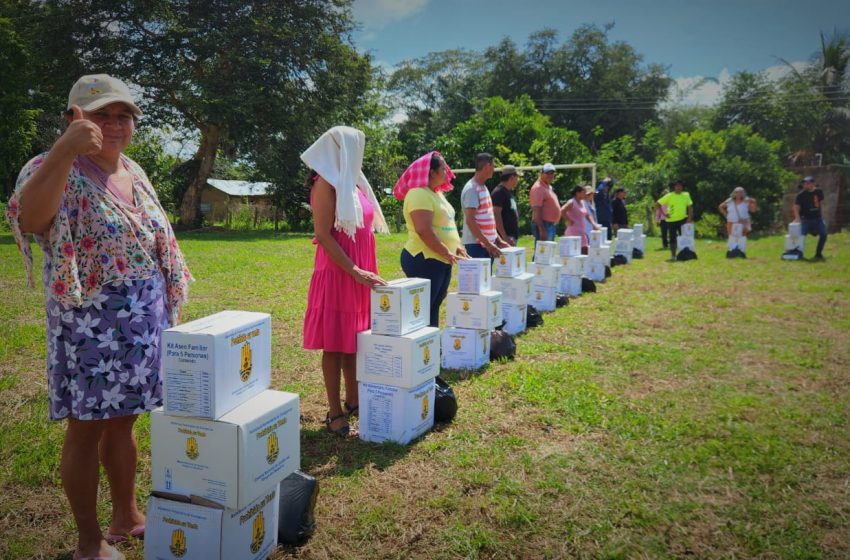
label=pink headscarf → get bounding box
[393,151,455,201]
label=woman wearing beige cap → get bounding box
[6,74,191,560]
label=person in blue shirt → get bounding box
[594,177,614,240]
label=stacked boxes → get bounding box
[149,311,297,559]
[530,243,559,311]
[727,223,747,253]
[677,222,696,254]
[493,247,529,334]
[614,228,634,264]
[358,279,436,444]
[558,253,586,296]
[783,222,805,259]
[445,259,504,368]
[632,224,647,256]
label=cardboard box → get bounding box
[616,228,634,241]
[614,238,633,255]
[356,327,440,389]
[501,303,527,335]
[457,258,491,294]
[785,234,805,251]
[633,234,647,252]
[788,223,802,237]
[445,291,502,330]
[558,274,582,297]
[677,235,696,251]
[530,284,557,312]
[587,245,611,264]
[534,240,558,264]
[490,272,533,304]
[599,226,609,239]
[151,390,300,510]
[145,488,278,560]
[681,223,695,237]
[370,278,430,336]
[493,247,526,277]
[589,230,606,248]
[162,311,271,420]
[560,255,587,276]
[632,223,644,237]
[586,261,606,282]
[558,236,583,257]
[730,223,744,237]
[358,378,435,444]
[727,236,747,252]
[441,327,489,370]
[530,262,563,288]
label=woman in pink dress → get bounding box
[561,186,600,253]
[301,127,389,438]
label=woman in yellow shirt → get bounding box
[393,152,467,327]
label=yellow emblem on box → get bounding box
[240,341,252,382]
[185,436,199,460]
[462,300,470,312]
[250,511,265,553]
[421,393,429,420]
[499,254,506,265]
[516,255,521,267]
[492,302,497,317]
[453,338,461,350]
[170,528,187,557]
[413,293,420,317]
[423,344,430,365]
[266,431,279,464]
[536,291,541,300]
[380,293,390,312]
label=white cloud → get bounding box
[352,0,429,33]
[667,61,809,107]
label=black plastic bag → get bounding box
[434,376,457,423]
[726,248,746,259]
[604,265,612,278]
[676,248,698,261]
[782,249,803,260]
[581,278,597,293]
[632,248,644,259]
[490,330,516,360]
[526,305,544,328]
[556,294,569,308]
[278,471,319,545]
[611,254,628,266]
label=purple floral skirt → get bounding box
[45,273,169,421]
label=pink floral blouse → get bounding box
[6,153,192,323]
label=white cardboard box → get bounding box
[370,278,430,336]
[151,390,300,510]
[490,272,533,304]
[681,223,695,237]
[785,234,805,251]
[145,488,278,560]
[560,255,587,276]
[587,245,611,264]
[730,223,744,237]
[441,327,489,370]
[457,258,491,294]
[677,235,696,251]
[493,247,526,277]
[632,223,644,236]
[530,262,563,288]
[788,223,802,237]
[530,284,557,312]
[614,238,633,255]
[501,303,527,335]
[356,327,440,389]
[586,261,606,282]
[728,236,747,251]
[633,234,647,251]
[446,291,502,330]
[534,241,558,264]
[163,311,271,420]
[558,236,582,257]
[589,230,606,248]
[616,228,634,241]
[358,378,435,444]
[599,226,609,239]
[558,274,582,297]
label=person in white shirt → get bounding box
[719,186,757,236]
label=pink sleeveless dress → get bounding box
[303,188,378,353]
[563,198,589,247]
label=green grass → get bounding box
[1,230,849,559]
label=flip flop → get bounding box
[73,544,125,560]
[105,524,144,544]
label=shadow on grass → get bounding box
[300,427,413,477]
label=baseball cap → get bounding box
[803,176,814,182]
[500,164,524,178]
[542,163,556,173]
[67,74,143,117]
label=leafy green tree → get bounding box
[65,0,372,227]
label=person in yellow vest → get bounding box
[656,180,694,259]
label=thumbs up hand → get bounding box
[59,104,103,156]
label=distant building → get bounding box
[200,179,279,225]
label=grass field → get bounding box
[1,230,848,560]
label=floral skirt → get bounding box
[45,273,169,420]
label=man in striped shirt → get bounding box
[461,152,510,259]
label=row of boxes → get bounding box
[677,222,696,254]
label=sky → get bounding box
[351,0,850,105]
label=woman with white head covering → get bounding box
[301,126,388,438]
[719,186,758,236]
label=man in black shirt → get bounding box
[793,176,828,260]
[492,164,523,246]
[611,187,628,234]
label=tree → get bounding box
[65,0,372,226]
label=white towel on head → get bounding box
[300,126,389,239]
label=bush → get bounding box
[695,213,723,239]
